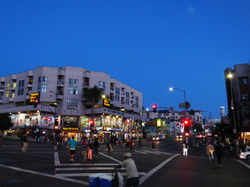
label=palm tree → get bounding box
[82,85,104,119]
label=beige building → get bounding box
[0,66,143,140]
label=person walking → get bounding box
[215,142,223,167]
[82,145,88,162]
[114,153,139,187]
[152,140,156,150]
[93,138,99,157]
[206,142,214,161]
[22,133,28,152]
[182,141,189,156]
[138,138,142,149]
[68,136,77,162]
[88,143,93,160]
[129,139,134,151]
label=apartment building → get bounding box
[0,66,143,140]
[224,63,250,143]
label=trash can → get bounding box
[89,173,105,187]
[99,174,113,187]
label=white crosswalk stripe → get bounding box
[134,149,173,155]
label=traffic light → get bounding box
[183,119,191,127]
[54,119,59,129]
[33,99,38,108]
[153,104,157,112]
[90,119,94,129]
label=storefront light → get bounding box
[18,112,20,114]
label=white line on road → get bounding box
[0,164,88,185]
[58,163,118,166]
[55,172,146,177]
[139,154,180,185]
[134,150,148,154]
[235,159,250,169]
[154,150,173,155]
[54,152,60,166]
[56,167,126,171]
[99,152,122,164]
[142,150,161,154]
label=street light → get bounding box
[227,73,238,158]
[169,87,187,117]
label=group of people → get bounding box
[68,136,100,162]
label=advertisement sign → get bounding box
[30,93,40,103]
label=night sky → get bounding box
[1,1,250,119]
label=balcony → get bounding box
[83,71,90,78]
[58,69,65,76]
[56,91,63,100]
[0,88,4,92]
[57,80,64,87]
[11,87,16,91]
[27,83,33,88]
[110,87,114,92]
[0,77,5,82]
[11,74,17,80]
[28,70,33,77]
[131,96,135,100]
[9,98,14,102]
[83,82,89,88]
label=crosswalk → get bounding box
[54,148,174,184]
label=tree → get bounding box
[82,85,104,118]
[0,113,13,134]
[189,109,195,115]
[212,122,233,141]
[193,123,203,133]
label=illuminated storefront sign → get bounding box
[103,98,110,106]
[30,93,40,102]
[63,128,80,130]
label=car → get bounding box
[152,136,160,141]
[176,133,183,139]
[158,134,166,140]
[239,151,250,160]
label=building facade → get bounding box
[224,63,250,144]
[0,66,143,141]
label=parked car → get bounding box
[239,151,250,160]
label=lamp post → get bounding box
[227,73,238,158]
[169,87,187,117]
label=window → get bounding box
[38,76,48,93]
[241,94,249,101]
[12,82,16,88]
[135,96,139,108]
[7,83,10,90]
[11,93,15,98]
[115,87,120,101]
[18,80,25,96]
[126,92,130,105]
[68,79,79,95]
[67,99,78,110]
[239,77,249,84]
[6,91,9,98]
[98,81,106,93]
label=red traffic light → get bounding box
[90,119,94,126]
[54,125,59,130]
[153,104,157,112]
[183,119,191,126]
[35,99,38,103]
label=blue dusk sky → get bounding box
[1,1,250,119]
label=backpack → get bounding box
[82,139,87,145]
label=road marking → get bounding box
[54,152,60,166]
[142,150,161,154]
[154,150,173,155]
[235,160,250,169]
[99,152,122,164]
[58,163,118,166]
[0,164,88,185]
[139,154,179,185]
[134,150,148,154]
[56,167,126,171]
[55,172,146,177]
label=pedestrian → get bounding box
[93,138,99,157]
[88,143,93,160]
[152,140,156,150]
[68,136,77,162]
[230,144,233,155]
[206,142,214,161]
[215,142,223,167]
[0,134,3,151]
[22,133,28,152]
[182,141,189,156]
[199,139,203,149]
[129,139,134,151]
[82,145,88,162]
[114,153,139,187]
[20,134,23,149]
[138,138,142,149]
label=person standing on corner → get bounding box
[215,141,223,167]
[138,138,142,149]
[68,136,77,162]
[206,142,215,161]
[114,153,139,187]
[93,138,99,157]
[182,141,189,156]
[22,133,28,152]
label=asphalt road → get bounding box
[0,137,249,187]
